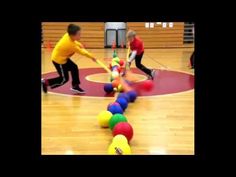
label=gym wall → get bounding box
[42,22,104,48]
[126,22,184,48]
[42,22,185,49]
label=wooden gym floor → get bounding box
[41,47,194,155]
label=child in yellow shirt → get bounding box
[41,24,96,93]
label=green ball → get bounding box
[109,113,127,130]
[113,52,117,58]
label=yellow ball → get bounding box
[111,71,119,78]
[111,61,120,67]
[112,134,128,144]
[112,57,120,63]
[97,111,113,128]
[108,142,131,155]
[117,84,123,92]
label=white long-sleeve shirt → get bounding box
[128,50,137,62]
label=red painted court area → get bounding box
[42,68,194,97]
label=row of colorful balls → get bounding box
[97,91,137,154]
[105,54,126,93]
[97,52,137,154]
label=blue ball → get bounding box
[104,83,113,93]
[127,90,137,102]
[118,93,130,102]
[116,97,128,111]
[107,104,123,114]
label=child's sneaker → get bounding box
[148,69,156,80]
[70,85,86,94]
[41,79,48,93]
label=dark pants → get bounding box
[131,52,152,76]
[48,59,80,89]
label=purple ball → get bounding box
[107,104,123,114]
[104,83,113,93]
[127,90,137,102]
[112,66,119,71]
[107,102,120,109]
[124,79,132,86]
[116,97,128,111]
[118,93,130,102]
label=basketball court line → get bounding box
[145,54,169,69]
[85,73,148,84]
[41,67,194,99]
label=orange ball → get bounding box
[112,79,120,88]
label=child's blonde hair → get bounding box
[127,30,136,38]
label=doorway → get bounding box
[105,22,126,48]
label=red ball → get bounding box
[142,80,154,91]
[113,122,133,142]
[117,67,122,73]
[119,59,125,66]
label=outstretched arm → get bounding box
[128,50,137,63]
[75,41,84,48]
[74,45,96,62]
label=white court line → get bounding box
[85,73,147,84]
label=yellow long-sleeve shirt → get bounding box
[51,33,94,64]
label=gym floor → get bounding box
[41,47,194,155]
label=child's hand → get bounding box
[91,57,97,62]
[127,61,131,68]
[128,61,131,67]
